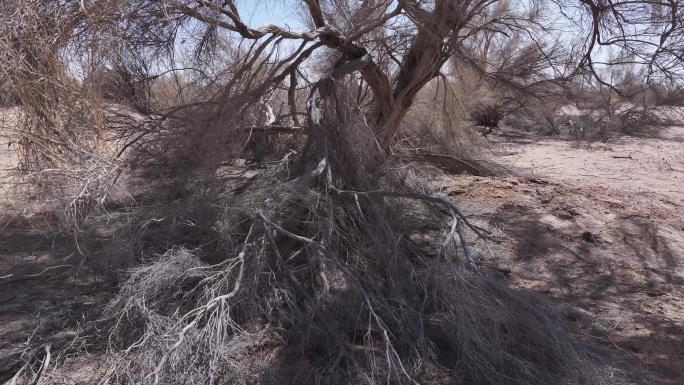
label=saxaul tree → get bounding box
[163,0,555,161]
[2,0,683,177]
[1,1,683,384]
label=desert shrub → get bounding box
[96,161,608,385]
[471,104,504,128]
[470,103,507,136]
[0,1,124,233]
[502,101,561,135]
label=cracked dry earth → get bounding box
[442,126,684,384]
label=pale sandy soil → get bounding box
[440,126,684,384]
[500,126,684,206]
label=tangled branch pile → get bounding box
[98,158,604,385]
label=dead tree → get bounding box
[1,1,683,384]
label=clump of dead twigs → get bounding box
[82,148,608,385]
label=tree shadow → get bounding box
[0,213,114,382]
[482,203,684,384]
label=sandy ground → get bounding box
[440,126,684,384]
[500,127,684,206]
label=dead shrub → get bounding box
[0,1,124,234]
[87,157,610,385]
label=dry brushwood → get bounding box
[5,344,50,385]
[0,314,114,385]
[0,265,72,286]
[92,181,608,384]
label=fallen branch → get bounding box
[1,314,116,384]
[328,188,492,275]
[30,344,50,385]
[401,153,490,176]
[145,221,254,385]
[7,362,28,385]
[332,188,492,241]
[457,219,484,277]
[259,218,344,352]
[0,265,73,286]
